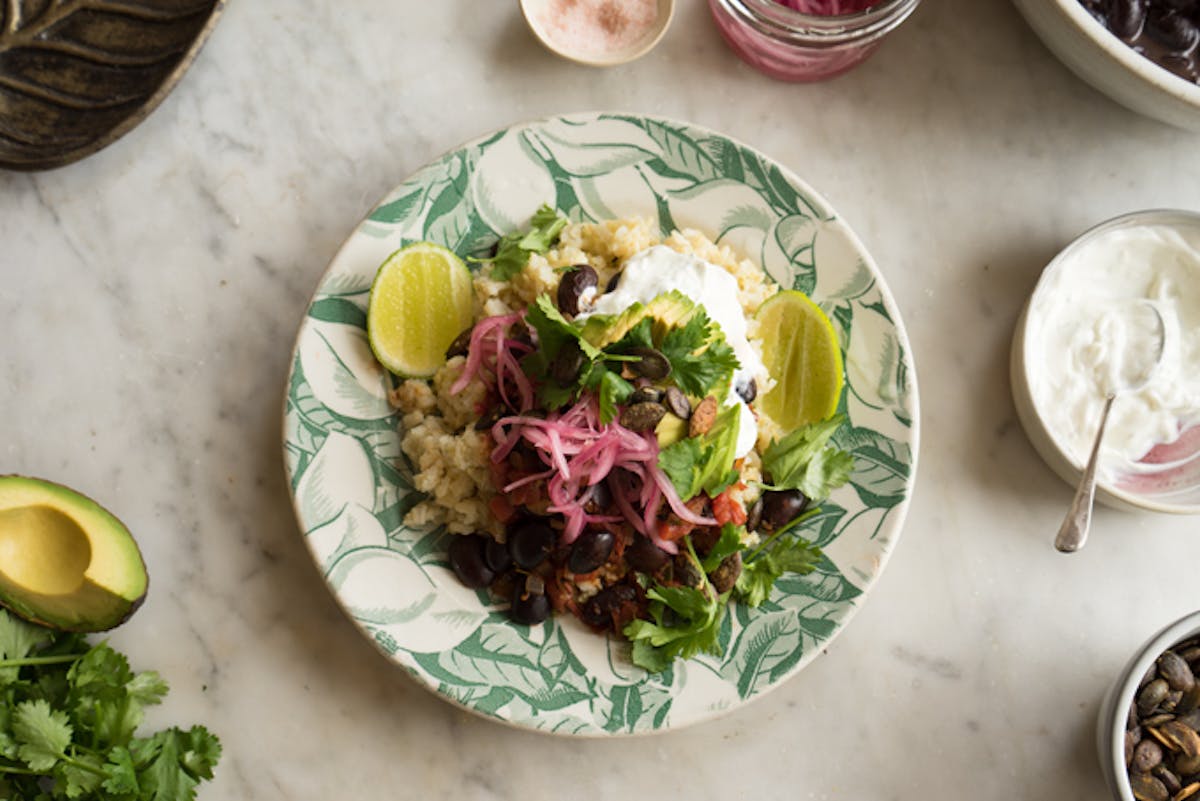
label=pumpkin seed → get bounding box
[1162,652,1198,692]
[664,386,691,419]
[1139,740,1167,771]
[628,347,671,380]
[1159,721,1200,758]
[620,402,666,432]
[1144,680,1173,717]
[1132,773,1170,801]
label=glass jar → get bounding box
[708,0,921,82]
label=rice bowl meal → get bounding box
[373,208,853,672]
[283,112,917,733]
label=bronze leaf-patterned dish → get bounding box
[0,0,224,171]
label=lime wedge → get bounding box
[367,242,474,378]
[755,290,844,431]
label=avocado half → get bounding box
[0,476,147,632]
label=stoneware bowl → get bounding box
[1011,0,1200,131]
[1010,209,1200,514]
[0,0,225,171]
[1096,610,1200,801]
[520,0,675,66]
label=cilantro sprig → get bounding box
[760,415,855,503]
[0,610,221,801]
[623,541,728,673]
[482,204,568,281]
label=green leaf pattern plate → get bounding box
[283,113,919,736]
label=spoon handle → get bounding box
[1055,394,1116,553]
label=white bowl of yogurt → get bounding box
[1011,209,1200,514]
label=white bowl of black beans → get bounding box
[1013,0,1200,130]
[1098,610,1200,801]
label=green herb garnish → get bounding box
[624,543,727,673]
[485,204,568,281]
[658,308,740,398]
[760,415,854,503]
[657,403,741,500]
[735,510,823,608]
[0,610,221,801]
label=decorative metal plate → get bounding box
[0,0,224,171]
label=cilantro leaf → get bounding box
[659,308,740,397]
[735,536,823,608]
[132,726,222,801]
[0,612,51,683]
[102,746,139,795]
[487,204,567,280]
[700,524,747,573]
[657,403,741,500]
[760,415,855,503]
[13,699,71,772]
[596,370,634,424]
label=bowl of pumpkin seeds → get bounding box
[1100,611,1200,801]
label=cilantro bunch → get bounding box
[0,610,221,801]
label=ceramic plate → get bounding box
[283,113,919,735]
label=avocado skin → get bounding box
[0,475,148,633]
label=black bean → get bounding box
[736,377,758,404]
[625,534,670,573]
[448,535,495,589]
[510,584,550,625]
[1109,0,1148,38]
[579,584,640,631]
[664,386,691,419]
[708,552,743,594]
[507,519,557,570]
[484,538,512,574]
[1148,8,1200,51]
[549,342,586,386]
[605,270,623,293]
[556,264,599,316]
[671,553,705,589]
[583,482,612,513]
[759,489,810,533]
[568,529,616,574]
[445,326,474,359]
[746,496,764,534]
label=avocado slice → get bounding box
[0,476,147,632]
[580,290,697,348]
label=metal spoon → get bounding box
[1055,302,1167,553]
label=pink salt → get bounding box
[537,0,660,57]
[774,0,879,13]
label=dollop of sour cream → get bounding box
[1026,224,1200,483]
[582,245,769,457]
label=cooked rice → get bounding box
[396,218,778,536]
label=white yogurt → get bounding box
[1026,224,1200,483]
[582,245,768,457]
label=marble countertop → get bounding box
[4,0,1200,798]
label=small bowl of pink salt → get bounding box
[521,0,675,67]
[708,0,921,81]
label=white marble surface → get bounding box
[3,0,1200,798]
